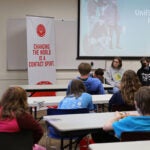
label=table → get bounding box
[89,141,150,150]
[10,83,113,92]
[43,112,114,150]
[43,112,116,132]
[43,111,137,150]
[43,112,114,131]
[28,94,112,119]
[10,84,67,92]
[28,94,112,107]
[103,84,113,90]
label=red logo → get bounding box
[36,24,46,37]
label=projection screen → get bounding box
[78,0,150,59]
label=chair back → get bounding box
[31,81,56,97]
[121,131,150,142]
[0,130,33,150]
[111,104,135,112]
[47,108,89,115]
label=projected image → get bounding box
[78,0,150,58]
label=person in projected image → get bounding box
[83,20,110,55]
[137,57,150,86]
[83,0,122,56]
[87,0,104,32]
[83,0,111,56]
[100,0,122,49]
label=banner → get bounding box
[26,16,56,85]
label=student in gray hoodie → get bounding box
[105,57,124,94]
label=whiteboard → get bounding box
[7,19,105,70]
[7,19,27,70]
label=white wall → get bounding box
[0,0,141,97]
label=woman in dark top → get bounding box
[109,70,141,111]
[0,86,43,144]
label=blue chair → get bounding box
[45,108,89,150]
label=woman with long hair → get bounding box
[0,86,43,144]
[108,69,141,111]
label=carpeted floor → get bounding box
[36,110,79,150]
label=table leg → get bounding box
[29,107,32,114]
[34,107,37,119]
[69,137,72,150]
[60,138,64,150]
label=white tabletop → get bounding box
[43,112,115,131]
[43,111,137,132]
[103,84,113,89]
[28,94,112,107]
[10,83,113,92]
[10,84,67,92]
[89,141,150,150]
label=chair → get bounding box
[30,81,56,97]
[0,130,33,150]
[46,108,89,150]
[111,104,135,112]
[120,131,150,142]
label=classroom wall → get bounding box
[0,0,140,97]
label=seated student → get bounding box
[58,79,94,111]
[92,86,150,143]
[137,57,150,86]
[66,62,105,95]
[108,70,141,111]
[91,68,105,83]
[103,86,150,139]
[105,57,124,94]
[0,87,44,145]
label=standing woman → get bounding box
[105,57,124,94]
[108,70,141,111]
[0,87,43,145]
[58,79,94,111]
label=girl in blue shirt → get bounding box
[58,79,94,111]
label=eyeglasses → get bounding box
[113,61,119,63]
